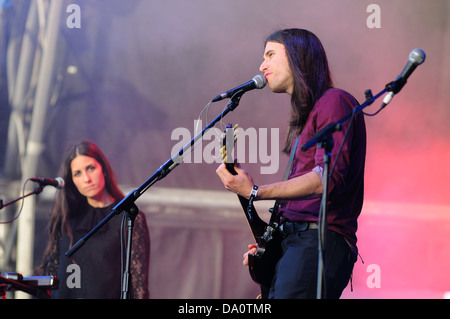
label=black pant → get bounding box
[269,228,356,299]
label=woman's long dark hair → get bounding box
[38,140,124,273]
[265,29,334,153]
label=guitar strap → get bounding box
[267,136,299,227]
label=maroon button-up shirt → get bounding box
[279,88,366,249]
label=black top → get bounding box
[42,201,150,299]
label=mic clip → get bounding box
[364,89,374,105]
[224,90,245,112]
[385,79,405,94]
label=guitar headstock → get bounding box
[220,124,239,175]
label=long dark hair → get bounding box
[38,140,124,273]
[265,29,334,153]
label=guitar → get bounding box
[221,124,282,299]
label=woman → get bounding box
[37,140,150,299]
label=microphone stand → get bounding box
[302,82,400,299]
[65,93,247,299]
[0,186,44,211]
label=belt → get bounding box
[279,221,318,237]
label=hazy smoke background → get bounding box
[2,0,449,205]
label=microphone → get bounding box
[391,48,426,94]
[381,48,426,109]
[30,177,65,189]
[211,74,267,102]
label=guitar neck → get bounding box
[221,124,268,244]
[226,163,268,241]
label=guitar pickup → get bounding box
[262,224,278,242]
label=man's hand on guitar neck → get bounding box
[216,161,255,199]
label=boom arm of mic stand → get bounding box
[0,186,44,210]
[112,94,243,215]
[301,87,387,151]
[65,94,244,258]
